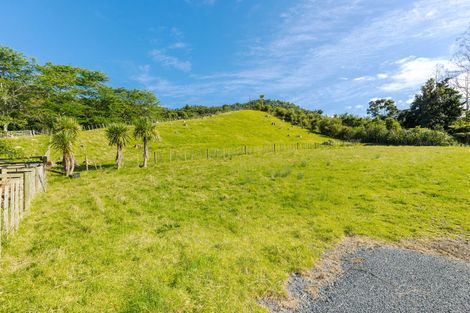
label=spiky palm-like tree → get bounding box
[51,116,80,176]
[106,123,130,169]
[54,116,81,137]
[51,129,77,176]
[133,118,157,168]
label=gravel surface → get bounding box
[268,246,470,313]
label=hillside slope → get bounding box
[8,110,330,165]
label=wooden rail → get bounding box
[0,159,46,256]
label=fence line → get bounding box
[0,129,50,138]
[146,141,345,165]
[0,159,47,256]
[80,111,237,132]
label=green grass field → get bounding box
[6,110,330,165]
[0,111,469,312]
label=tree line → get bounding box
[0,46,161,131]
[1,27,470,164]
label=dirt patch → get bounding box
[399,237,470,262]
[262,236,469,312]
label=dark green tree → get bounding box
[255,95,265,111]
[0,46,36,131]
[399,79,462,130]
[34,63,108,124]
[367,98,398,119]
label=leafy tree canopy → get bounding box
[399,79,462,130]
[367,98,398,119]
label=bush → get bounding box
[317,116,454,146]
[319,118,343,137]
[448,118,470,144]
[0,139,20,158]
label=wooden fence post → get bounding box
[154,152,157,164]
[14,180,19,231]
[274,144,276,153]
[0,186,3,256]
[3,184,8,234]
[9,182,14,232]
[18,178,23,221]
[244,145,247,155]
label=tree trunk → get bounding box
[116,144,124,169]
[69,154,75,175]
[3,123,7,132]
[143,137,148,168]
[63,153,70,176]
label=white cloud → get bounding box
[150,49,192,72]
[169,42,187,49]
[135,0,470,111]
[243,0,470,107]
[353,73,388,82]
[185,0,216,6]
[354,76,375,81]
[380,57,456,92]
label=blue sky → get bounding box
[1,0,470,114]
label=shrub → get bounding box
[0,139,20,158]
[319,117,343,137]
[448,118,470,144]
[317,116,454,146]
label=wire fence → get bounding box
[145,141,347,165]
[0,130,49,138]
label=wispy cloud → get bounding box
[150,49,192,72]
[185,0,217,6]
[353,74,388,82]
[380,57,455,92]
[169,42,187,50]
[135,0,470,111]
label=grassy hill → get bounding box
[7,110,330,165]
[0,111,469,312]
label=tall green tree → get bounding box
[93,87,161,125]
[399,79,462,130]
[51,116,80,176]
[34,63,108,122]
[133,118,158,168]
[255,95,265,111]
[0,46,36,131]
[367,98,398,119]
[106,123,130,169]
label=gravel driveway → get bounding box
[267,246,470,313]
